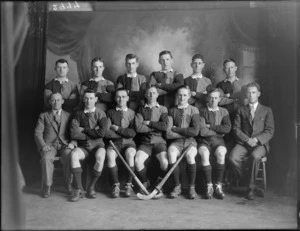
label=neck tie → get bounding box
[250,105,255,121]
[54,111,61,125]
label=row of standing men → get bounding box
[36,51,274,202]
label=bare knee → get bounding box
[95,149,106,163]
[125,148,136,160]
[135,152,146,171]
[198,146,210,165]
[215,146,227,163]
[168,146,179,163]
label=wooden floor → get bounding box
[22,183,297,230]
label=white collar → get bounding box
[207,105,219,112]
[160,68,174,73]
[127,73,137,78]
[84,107,96,113]
[224,77,239,83]
[191,74,203,79]
[52,109,62,115]
[177,104,189,109]
[54,77,69,84]
[248,102,258,111]
[116,107,128,112]
[90,76,105,82]
[144,103,160,109]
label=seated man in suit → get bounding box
[44,59,79,113]
[134,85,169,193]
[69,89,109,202]
[35,92,77,198]
[184,54,212,110]
[229,82,274,200]
[198,88,231,199]
[105,88,136,198]
[166,85,201,199]
[116,54,147,111]
[79,57,115,112]
[149,50,184,109]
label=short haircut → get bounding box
[49,92,63,101]
[207,87,224,97]
[55,59,68,66]
[91,57,104,66]
[245,82,261,91]
[192,54,205,62]
[223,58,236,66]
[115,87,129,97]
[159,50,173,59]
[177,85,191,94]
[83,88,96,97]
[125,54,138,62]
[145,84,158,93]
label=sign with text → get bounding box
[48,1,93,11]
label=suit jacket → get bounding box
[233,103,275,152]
[34,110,77,152]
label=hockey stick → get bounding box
[137,143,193,200]
[109,140,149,195]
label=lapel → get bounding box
[252,103,262,124]
[46,111,59,133]
[59,110,67,133]
[245,105,253,125]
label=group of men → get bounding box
[35,50,274,202]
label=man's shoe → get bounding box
[188,185,197,199]
[42,186,51,198]
[70,189,84,202]
[139,181,150,195]
[65,183,73,196]
[170,184,181,199]
[247,189,255,200]
[214,183,225,199]
[124,183,133,197]
[111,183,120,198]
[87,186,97,199]
[205,183,214,199]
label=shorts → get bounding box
[169,138,197,153]
[198,136,226,153]
[138,143,167,156]
[107,141,136,154]
[78,143,105,157]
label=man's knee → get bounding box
[215,146,227,160]
[157,152,168,170]
[168,146,179,162]
[95,148,106,161]
[125,148,136,160]
[135,152,146,170]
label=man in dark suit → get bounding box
[35,92,77,198]
[229,82,274,200]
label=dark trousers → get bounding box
[229,144,266,190]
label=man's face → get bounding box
[92,61,104,78]
[223,61,237,78]
[159,54,174,71]
[55,62,69,78]
[83,92,98,109]
[125,58,139,74]
[207,91,221,109]
[191,58,205,74]
[247,86,260,104]
[145,87,158,104]
[115,90,129,108]
[49,93,64,110]
[177,88,190,106]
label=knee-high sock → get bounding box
[202,165,212,184]
[109,165,119,185]
[170,163,180,186]
[216,163,225,184]
[159,168,167,179]
[89,169,102,188]
[187,163,196,186]
[137,167,148,183]
[72,167,83,190]
[127,166,134,184]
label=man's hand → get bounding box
[67,143,75,150]
[247,138,258,147]
[202,90,207,94]
[205,124,211,128]
[78,127,85,132]
[191,91,196,97]
[142,120,150,125]
[69,93,77,99]
[42,145,51,152]
[224,93,230,98]
[155,83,162,88]
[110,124,119,131]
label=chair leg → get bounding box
[262,162,266,191]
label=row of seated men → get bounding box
[36,51,274,202]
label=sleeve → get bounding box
[166,116,184,139]
[171,112,201,137]
[160,74,184,92]
[70,114,88,141]
[116,76,124,89]
[105,117,122,139]
[97,81,115,103]
[64,83,80,110]
[135,109,153,133]
[199,116,217,137]
[149,108,168,131]
[232,108,250,143]
[255,108,275,145]
[149,73,168,96]
[117,113,136,138]
[83,113,109,138]
[34,114,47,151]
[210,111,232,134]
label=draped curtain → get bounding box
[1,2,29,229]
